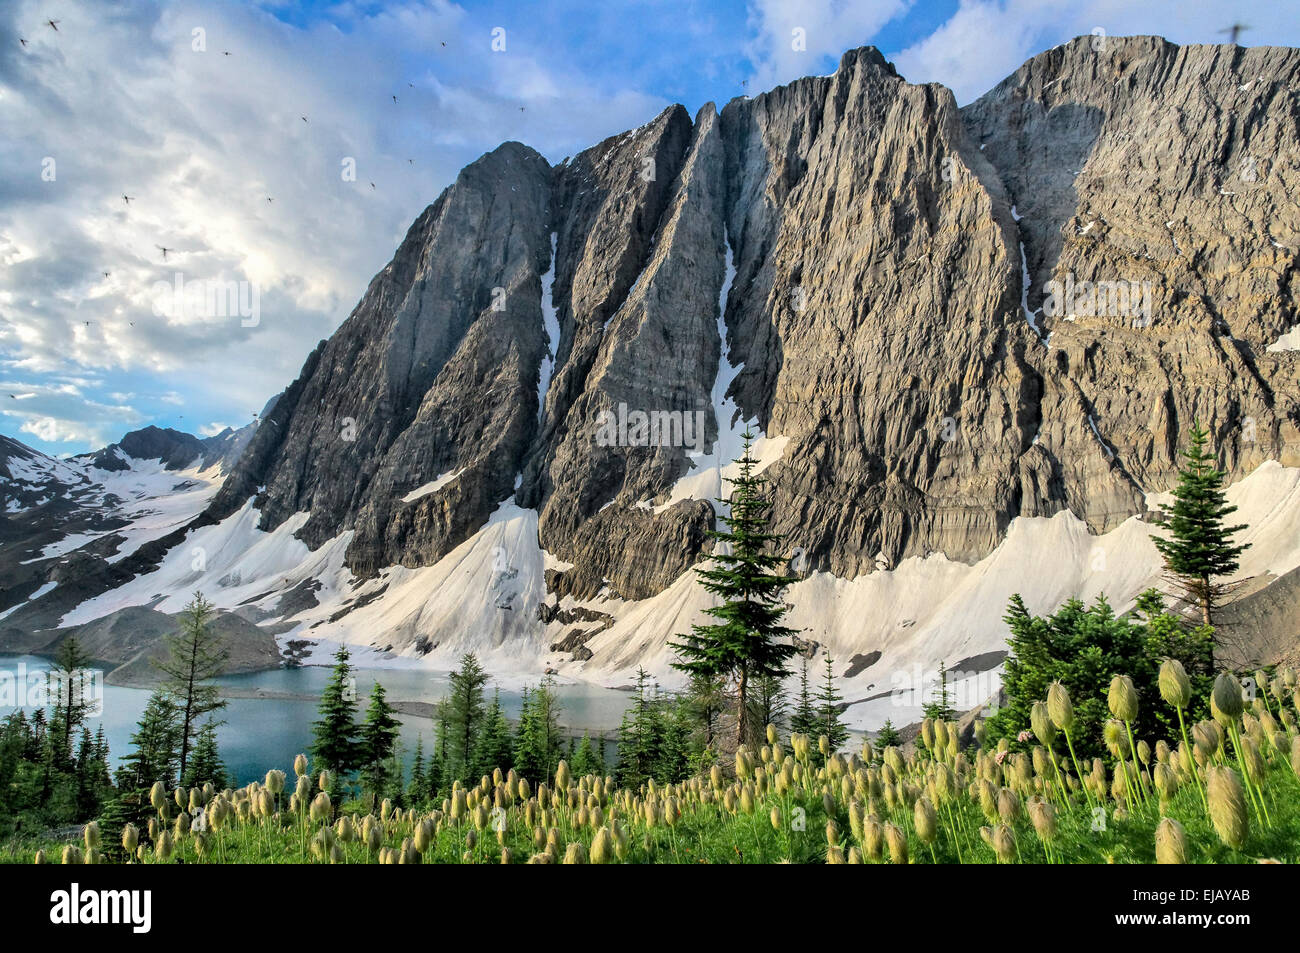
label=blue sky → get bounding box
[2,0,1296,456]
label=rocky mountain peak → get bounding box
[5,37,1297,697]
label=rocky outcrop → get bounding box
[520,104,723,599]
[8,605,282,686]
[717,47,1058,578]
[197,36,1298,605]
[964,37,1300,510]
[219,142,555,577]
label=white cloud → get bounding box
[0,0,665,451]
[18,416,96,445]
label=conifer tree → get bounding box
[615,669,671,787]
[445,653,488,781]
[379,743,405,804]
[922,660,957,722]
[1153,423,1250,629]
[815,653,849,754]
[74,727,99,818]
[988,590,1214,759]
[430,710,450,796]
[155,592,228,778]
[95,789,147,862]
[685,671,726,751]
[116,691,181,790]
[671,430,799,748]
[789,657,817,737]
[311,646,361,776]
[875,719,902,749]
[29,709,47,760]
[93,726,111,783]
[570,732,605,777]
[49,636,94,768]
[749,672,788,738]
[513,680,563,783]
[358,683,401,793]
[472,689,514,778]
[408,737,427,805]
[657,700,692,782]
[182,720,227,790]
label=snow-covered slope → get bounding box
[45,447,1300,729]
[0,434,230,621]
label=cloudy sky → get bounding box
[2,0,1296,456]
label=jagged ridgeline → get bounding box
[217,36,1299,578]
[4,37,1298,703]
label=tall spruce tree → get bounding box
[513,680,563,783]
[445,653,489,781]
[657,699,692,782]
[815,653,849,754]
[358,683,401,793]
[431,707,451,795]
[155,592,228,778]
[789,657,817,737]
[311,646,361,776]
[570,732,605,777]
[671,430,799,748]
[116,690,181,790]
[472,689,514,778]
[407,737,427,805]
[922,660,957,722]
[49,636,94,769]
[614,669,662,788]
[1153,423,1250,629]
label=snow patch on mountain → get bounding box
[49,457,1300,732]
[580,462,1300,729]
[655,232,788,515]
[0,580,56,620]
[402,469,465,503]
[60,499,326,624]
[2,441,222,565]
[537,231,560,419]
[1267,324,1300,352]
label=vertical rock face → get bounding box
[212,142,555,575]
[718,47,1055,576]
[964,37,1300,515]
[100,37,1298,637]
[519,103,719,600]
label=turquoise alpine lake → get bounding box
[0,654,634,785]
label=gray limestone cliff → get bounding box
[8,36,1296,646]
[210,37,1300,600]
